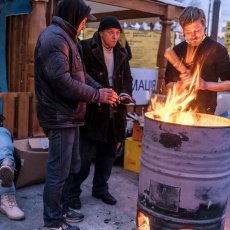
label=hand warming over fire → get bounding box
[180,73,207,91]
[119,93,136,105]
[198,80,230,92]
[174,72,192,91]
[179,71,191,83]
[99,88,118,104]
[198,77,207,90]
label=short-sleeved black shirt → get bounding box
[165,36,230,114]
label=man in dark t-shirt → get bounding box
[165,6,230,114]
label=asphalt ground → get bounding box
[1,165,230,230]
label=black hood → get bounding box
[55,0,91,29]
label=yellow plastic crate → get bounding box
[124,137,142,173]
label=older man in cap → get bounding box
[68,16,135,211]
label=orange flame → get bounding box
[150,65,201,125]
[138,216,150,230]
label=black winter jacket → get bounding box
[165,36,230,114]
[34,16,100,128]
[80,32,133,142]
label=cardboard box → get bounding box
[132,121,143,141]
[14,139,48,188]
[124,137,142,173]
[28,137,49,151]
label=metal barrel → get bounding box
[137,112,230,230]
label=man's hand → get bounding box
[179,71,191,83]
[178,73,208,93]
[198,78,207,90]
[99,88,119,104]
[177,71,194,90]
[180,71,207,90]
[166,71,192,91]
[119,93,136,104]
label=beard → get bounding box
[186,39,202,46]
[185,35,205,47]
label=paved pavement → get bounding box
[1,165,230,230]
[0,166,138,230]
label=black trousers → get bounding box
[69,122,116,199]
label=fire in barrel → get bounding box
[136,48,230,229]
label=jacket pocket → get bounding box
[72,50,83,72]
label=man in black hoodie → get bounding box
[34,0,118,229]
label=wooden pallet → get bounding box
[0,92,44,139]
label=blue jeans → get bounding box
[43,127,80,227]
[0,127,15,195]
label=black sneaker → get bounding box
[44,221,80,229]
[92,192,117,205]
[69,197,81,210]
[64,209,84,223]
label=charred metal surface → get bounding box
[149,180,180,212]
[179,132,189,141]
[159,132,182,148]
[150,133,158,142]
[139,189,226,220]
[137,208,223,230]
[159,132,189,148]
[195,186,213,201]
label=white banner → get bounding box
[131,68,158,105]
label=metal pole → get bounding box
[207,0,212,35]
[210,0,221,41]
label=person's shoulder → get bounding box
[42,23,61,35]
[205,36,228,53]
[80,38,93,52]
[39,24,65,43]
[37,32,71,58]
[205,36,223,47]
[118,44,129,58]
[81,32,100,50]
[174,41,187,51]
[81,37,92,45]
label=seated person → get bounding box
[0,115,25,220]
